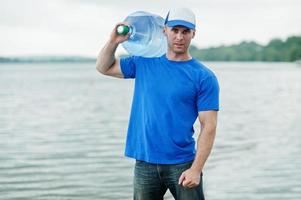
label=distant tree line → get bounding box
[1,36,300,63]
[0,56,95,63]
[190,35,301,62]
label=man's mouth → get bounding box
[174,43,184,47]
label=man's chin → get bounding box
[173,49,186,54]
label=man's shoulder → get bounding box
[189,58,217,78]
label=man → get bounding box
[96,7,219,200]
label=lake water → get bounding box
[0,62,300,200]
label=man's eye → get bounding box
[183,30,190,34]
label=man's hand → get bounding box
[109,23,131,45]
[178,168,201,188]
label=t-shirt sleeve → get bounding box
[120,56,137,79]
[197,75,220,111]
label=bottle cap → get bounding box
[116,25,130,35]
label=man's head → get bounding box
[164,7,196,55]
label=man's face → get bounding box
[164,26,195,54]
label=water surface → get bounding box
[0,62,300,199]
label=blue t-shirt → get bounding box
[120,54,219,164]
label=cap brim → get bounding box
[166,20,195,29]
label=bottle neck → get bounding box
[116,25,132,35]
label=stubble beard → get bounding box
[168,43,188,55]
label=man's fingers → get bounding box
[187,182,196,188]
[178,173,185,185]
[182,179,192,187]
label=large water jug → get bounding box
[117,11,167,57]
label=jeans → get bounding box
[134,160,205,200]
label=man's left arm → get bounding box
[178,110,218,188]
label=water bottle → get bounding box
[116,11,167,57]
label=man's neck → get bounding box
[166,51,192,61]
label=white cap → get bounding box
[165,7,196,29]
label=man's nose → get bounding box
[176,32,184,40]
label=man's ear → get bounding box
[192,30,196,38]
[163,26,167,36]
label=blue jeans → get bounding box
[134,160,205,200]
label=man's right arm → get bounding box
[96,23,130,78]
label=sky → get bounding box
[0,0,300,57]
